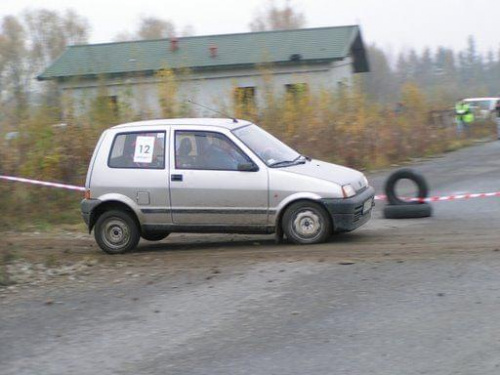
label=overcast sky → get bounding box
[2,0,500,56]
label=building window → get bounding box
[95,95,119,117]
[285,83,309,99]
[234,87,256,108]
[107,95,119,116]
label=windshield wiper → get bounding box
[269,160,295,167]
[294,154,310,162]
[269,155,308,168]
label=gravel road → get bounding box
[1,140,500,375]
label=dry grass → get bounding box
[0,78,495,229]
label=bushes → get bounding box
[0,108,98,229]
[239,80,476,170]
[0,79,494,229]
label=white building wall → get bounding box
[330,56,354,88]
[59,58,355,118]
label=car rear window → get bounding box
[108,131,166,169]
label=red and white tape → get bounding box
[375,192,500,203]
[1,175,500,202]
[0,175,85,192]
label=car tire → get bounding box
[384,168,429,205]
[383,203,433,219]
[282,201,332,244]
[94,210,140,254]
[141,232,170,242]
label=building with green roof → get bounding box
[38,25,369,117]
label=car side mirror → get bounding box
[237,162,259,172]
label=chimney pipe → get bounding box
[170,38,179,52]
[209,44,217,58]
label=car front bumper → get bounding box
[320,186,375,232]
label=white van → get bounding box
[82,118,375,254]
[463,97,500,120]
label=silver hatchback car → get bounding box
[82,118,374,254]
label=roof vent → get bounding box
[290,54,302,62]
[209,44,218,58]
[170,38,179,52]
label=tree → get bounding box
[485,50,500,95]
[24,9,89,77]
[114,16,193,42]
[23,9,89,109]
[457,35,484,92]
[115,17,174,41]
[0,10,90,122]
[362,44,397,103]
[0,16,28,118]
[415,47,433,87]
[434,47,456,78]
[137,16,175,40]
[249,0,306,32]
[395,52,410,85]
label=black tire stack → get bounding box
[383,168,433,219]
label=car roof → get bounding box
[464,97,500,101]
[111,118,252,131]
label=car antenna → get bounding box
[187,99,238,123]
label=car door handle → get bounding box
[171,174,183,181]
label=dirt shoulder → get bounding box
[2,206,498,303]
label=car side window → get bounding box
[109,131,166,169]
[175,131,251,171]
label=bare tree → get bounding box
[0,10,90,121]
[114,16,190,41]
[113,31,135,42]
[249,0,306,32]
[62,9,89,45]
[22,9,89,110]
[0,16,28,117]
[24,9,89,73]
[180,25,195,37]
[0,33,8,100]
[138,16,176,39]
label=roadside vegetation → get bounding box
[0,4,498,230]
[0,76,495,231]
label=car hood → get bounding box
[279,159,368,191]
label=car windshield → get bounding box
[465,99,496,110]
[233,124,301,167]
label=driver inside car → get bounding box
[205,137,248,170]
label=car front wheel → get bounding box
[94,210,140,254]
[282,201,332,244]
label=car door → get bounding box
[169,128,269,227]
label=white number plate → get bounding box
[363,198,373,214]
[134,136,156,163]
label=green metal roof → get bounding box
[38,25,369,81]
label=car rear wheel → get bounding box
[282,201,331,244]
[94,210,140,254]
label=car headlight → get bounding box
[342,184,356,198]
